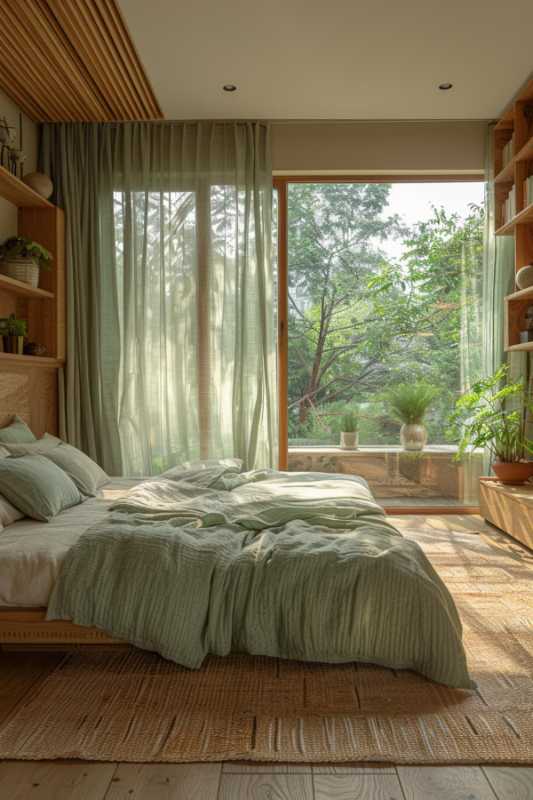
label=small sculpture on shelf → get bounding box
[23,341,48,357]
[516,263,533,290]
[22,171,54,199]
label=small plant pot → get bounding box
[492,461,533,484]
[0,256,39,288]
[6,335,24,354]
[340,431,359,450]
[400,423,427,451]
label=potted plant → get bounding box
[0,236,52,289]
[387,382,438,451]
[452,365,533,484]
[340,410,359,450]
[5,314,27,354]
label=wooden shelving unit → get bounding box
[493,77,533,352]
[0,167,65,437]
[0,272,54,300]
[0,165,54,209]
[0,351,63,368]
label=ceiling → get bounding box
[119,0,533,120]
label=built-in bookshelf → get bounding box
[0,167,64,364]
[0,166,65,436]
[494,77,533,351]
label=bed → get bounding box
[0,478,139,644]
[0,461,474,689]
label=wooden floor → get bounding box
[1,761,533,799]
[1,515,532,799]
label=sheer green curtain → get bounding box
[41,122,277,475]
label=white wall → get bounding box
[271,120,487,174]
[0,89,38,242]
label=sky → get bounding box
[379,181,485,259]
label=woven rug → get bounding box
[0,520,532,764]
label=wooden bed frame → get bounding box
[0,608,120,647]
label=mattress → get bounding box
[0,478,139,607]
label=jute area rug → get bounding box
[0,518,532,764]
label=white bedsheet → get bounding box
[0,478,139,607]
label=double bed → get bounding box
[0,457,474,690]
[0,479,137,644]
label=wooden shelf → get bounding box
[0,165,54,209]
[495,135,533,184]
[496,202,533,235]
[505,286,533,303]
[506,342,533,352]
[0,352,64,368]
[0,273,54,299]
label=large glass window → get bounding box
[285,181,485,508]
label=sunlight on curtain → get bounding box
[41,122,277,475]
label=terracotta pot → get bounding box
[492,461,533,484]
[340,431,359,450]
[400,423,427,451]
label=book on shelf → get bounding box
[502,135,514,168]
[502,184,516,224]
[526,175,533,206]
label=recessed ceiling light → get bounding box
[438,82,453,91]
[223,84,237,92]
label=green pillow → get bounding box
[0,455,82,522]
[3,434,109,497]
[45,443,109,497]
[0,415,36,444]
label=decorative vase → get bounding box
[400,423,427,451]
[6,335,24,355]
[0,256,39,288]
[340,431,359,450]
[516,264,533,291]
[492,461,533,484]
[22,171,53,200]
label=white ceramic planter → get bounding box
[340,431,359,450]
[400,423,427,451]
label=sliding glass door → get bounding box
[275,178,485,510]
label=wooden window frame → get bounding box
[273,173,483,514]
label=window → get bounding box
[277,180,485,508]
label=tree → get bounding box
[287,183,484,444]
[288,182,405,426]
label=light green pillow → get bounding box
[3,434,109,497]
[0,415,36,444]
[0,455,82,522]
[45,443,109,497]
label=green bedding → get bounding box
[47,466,474,688]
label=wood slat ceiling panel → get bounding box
[0,0,162,121]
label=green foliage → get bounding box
[0,236,53,269]
[451,364,533,463]
[6,314,27,336]
[386,382,439,425]
[287,183,484,445]
[341,410,359,432]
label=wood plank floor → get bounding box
[1,515,532,799]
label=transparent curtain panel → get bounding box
[280,179,485,510]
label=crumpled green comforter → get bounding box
[47,462,474,688]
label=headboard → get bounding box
[0,361,58,438]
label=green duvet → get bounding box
[47,465,474,689]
